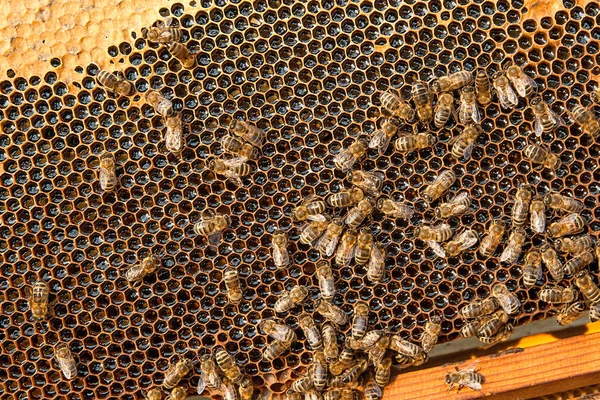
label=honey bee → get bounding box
[590,302,600,322]
[219,134,258,160]
[123,255,161,287]
[54,343,77,380]
[197,354,222,394]
[569,252,597,282]
[435,192,471,219]
[445,366,484,393]
[299,216,331,245]
[316,261,336,301]
[163,358,193,389]
[333,139,368,172]
[259,319,297,343]
[146,90,174,118]
[335,230,358,266]
[444,229,478,257]
[539,287,577,304]
[557,301,586,326]
[555,235,595,256]
[478,220,505,258]
[348,170,384,197]
[430,70,473,93]
[477,309,509,337]
[433,92,455,128]
[380,91,415,122]
[99,153,118,191]
[214,347,243,384]
[492,71,518,109]
[316,218,344,257]
[524,144,561,170]
[322,321,339,360]
[388,335,425,359]
[340,358,368,384]
[415,223,453,258]
[376,198,414,219]
[500,228,526,264]
[394,132,436,153]
[271,230,290,269]
[478,323,513,348]
[460,319,485,338]
[458,87,480,125]
[364,372,383,400]
[366,243,386,283]
[97,70,135,96]
[208,157,252,187]
[375,356,392,387]
[548,213,586,238]
[367,333,391,366]
[531,97,562,137]
[355,228,373,265]
[345,198,375,230]
[289,376,314,393]
[327,188,365,208]
[511,185,533,227]
[221,378,241,400]
[451,124,480,160]
[420,170,456,204]
[312,350,328,391]
[530,195,546,234]
[274,286,308,313]
[292,195,327,222]
[164,114,183,154]
[541,245,564,281]
[568,105,600,138]
[29,282,50,320]
[315,299,348,326]
[193,211,231,247]
[145,388,163,400]
[145,17,182,44]
[522,249,543,287]
[421,315,442,353]
[351,302,369,340]
[544,193,584,214]
[505,63,538,98]
[491,283,521,315]
[474,69,492,106]
[168,42,196,69]
[166,386,186,400]
[230,120,266,148]
[329,347,355,376]
[298,313,323,350]
[238,377,253,400]
[369,118,398,155]
[460,297,499,319]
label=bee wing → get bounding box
[342,245,357,266]
[561,213,581,224]
[496,293,519,315]
[369,129,392,155]
[197,374,207,394]
[165,128,183,153]
[462,142,474,160]
[208,231,223,247]
[57,358,76,380]
[333,150,354,172]
[301,194,316,207]
[158,16,174,28]
[200,209,216,221]
[534,115,544,137]
[427,240,446,258]
[273,245,289,267]
[471,104,481,123]
[500,246,515,264]
[531,208,546,234]
[512,74,537,97]
[222,156,249,167]
[457,363,479,373]
[324,235,341,257]
[495,84,519,109]
[370,384,382,397]
[308,214,327,222]
[224,170,244,187]
[459,231,478,249]
[460,379,482,391]
[449,192,469,206]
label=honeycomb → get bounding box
[1,0,600,399]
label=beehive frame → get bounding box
[1,0,600,399]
